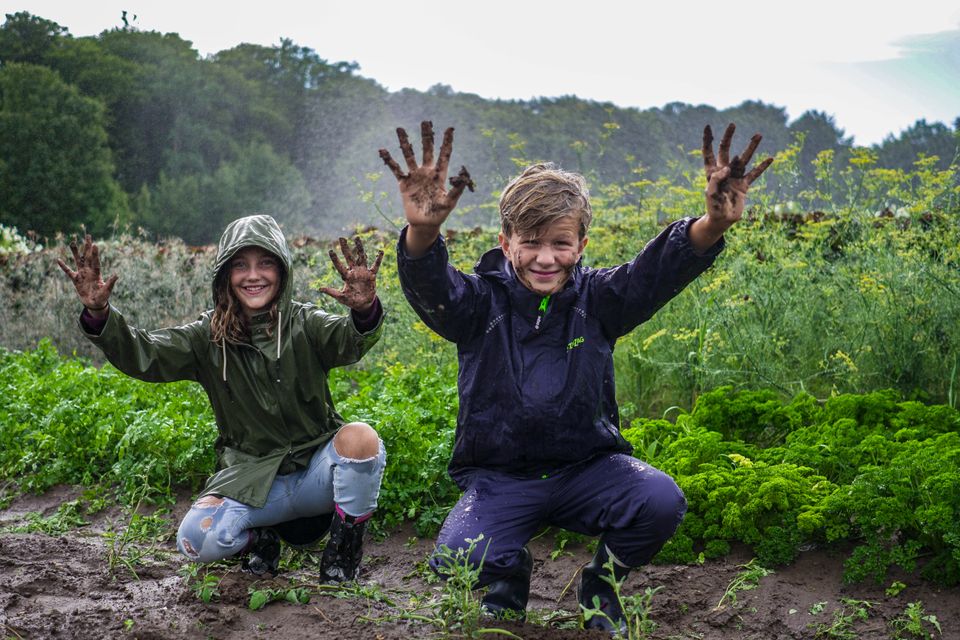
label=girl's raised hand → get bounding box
[56,234,118,316]
[319,236,384,313]
[378,121,475,230]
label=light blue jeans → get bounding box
[177,435,385,563]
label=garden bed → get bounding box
[1,486,955,639]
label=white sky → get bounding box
[9,0,960,145]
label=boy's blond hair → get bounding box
[499,163,593,238]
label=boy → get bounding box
[379,122,772,631]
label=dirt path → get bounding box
[1,487,957,639]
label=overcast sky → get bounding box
[11,0,960,145]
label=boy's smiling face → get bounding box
[499,215,588,296]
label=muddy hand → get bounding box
[702,123,774,225]
[56,234,118,312]
[378,120,475,229]
[319,236,384,313]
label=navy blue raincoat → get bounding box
[397,217,722,488]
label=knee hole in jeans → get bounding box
[333,422,380,460]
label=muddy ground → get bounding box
[1,486,956,639]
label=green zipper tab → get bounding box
[534,295,551,332]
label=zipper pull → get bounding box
[533,294,551,331]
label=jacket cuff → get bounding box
[677,216,725,259]
[351,297,383,333]
[397,225,447,265]
[79,306,109,336]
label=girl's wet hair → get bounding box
[499,163,593,238]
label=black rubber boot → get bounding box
[273,513,333,548]
[241,527,281,577]
[319,512,367,582]
[481,547,533,621]
[578,544,630,635]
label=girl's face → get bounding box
[498,215,588,296]
[228,246,281,317]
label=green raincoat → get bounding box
[82,215,384,507]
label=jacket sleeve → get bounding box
[81,305,204,382]
[593,217,724,340]
[396,226,488,343]
[304,304,384,370]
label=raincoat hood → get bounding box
[213,214,294,313]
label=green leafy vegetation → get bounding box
[0,224,41,258]
[104,481,174,578]
[714,559,773,609]
[624,387,960,584]
[3,339,958,587]
[247,585,310,611]
[810,598,874,640]
[891,601,942,639]
[0,339,216,505]
[331,363,460,535]
[1,498,89,535]
[359,535,523,638]
[0,61,127,237]
[179,564,222,604]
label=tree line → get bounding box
[1,11,958,244]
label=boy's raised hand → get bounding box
[56,234,118,316]
[379,121,474,255]
[319,236,384,314]
[702,123,774,227]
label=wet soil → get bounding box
[1,486,957,639]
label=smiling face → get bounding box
[228,245,281,317]
[499,215,588,296]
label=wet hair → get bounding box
[499,163,593,238]
[209,250,285,345]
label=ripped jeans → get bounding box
[176,435,385,563]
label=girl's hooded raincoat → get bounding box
[82,214,383,507]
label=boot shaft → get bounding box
[242,527,281,577]
[579,544,630,634]
[481,546,533,620]
[319,513,367,582]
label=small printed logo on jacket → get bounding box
[567,336,585,351]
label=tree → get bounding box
[877,119,958,171]
[137,142,310,244]
[96,28,222,192]
[212,39,360,158]
[0,63,127,237]
[788,110,853,191]
[0,12,67,65]
[45,36,139,113]
[790,111,851,159]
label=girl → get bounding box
[58,214,385,581]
